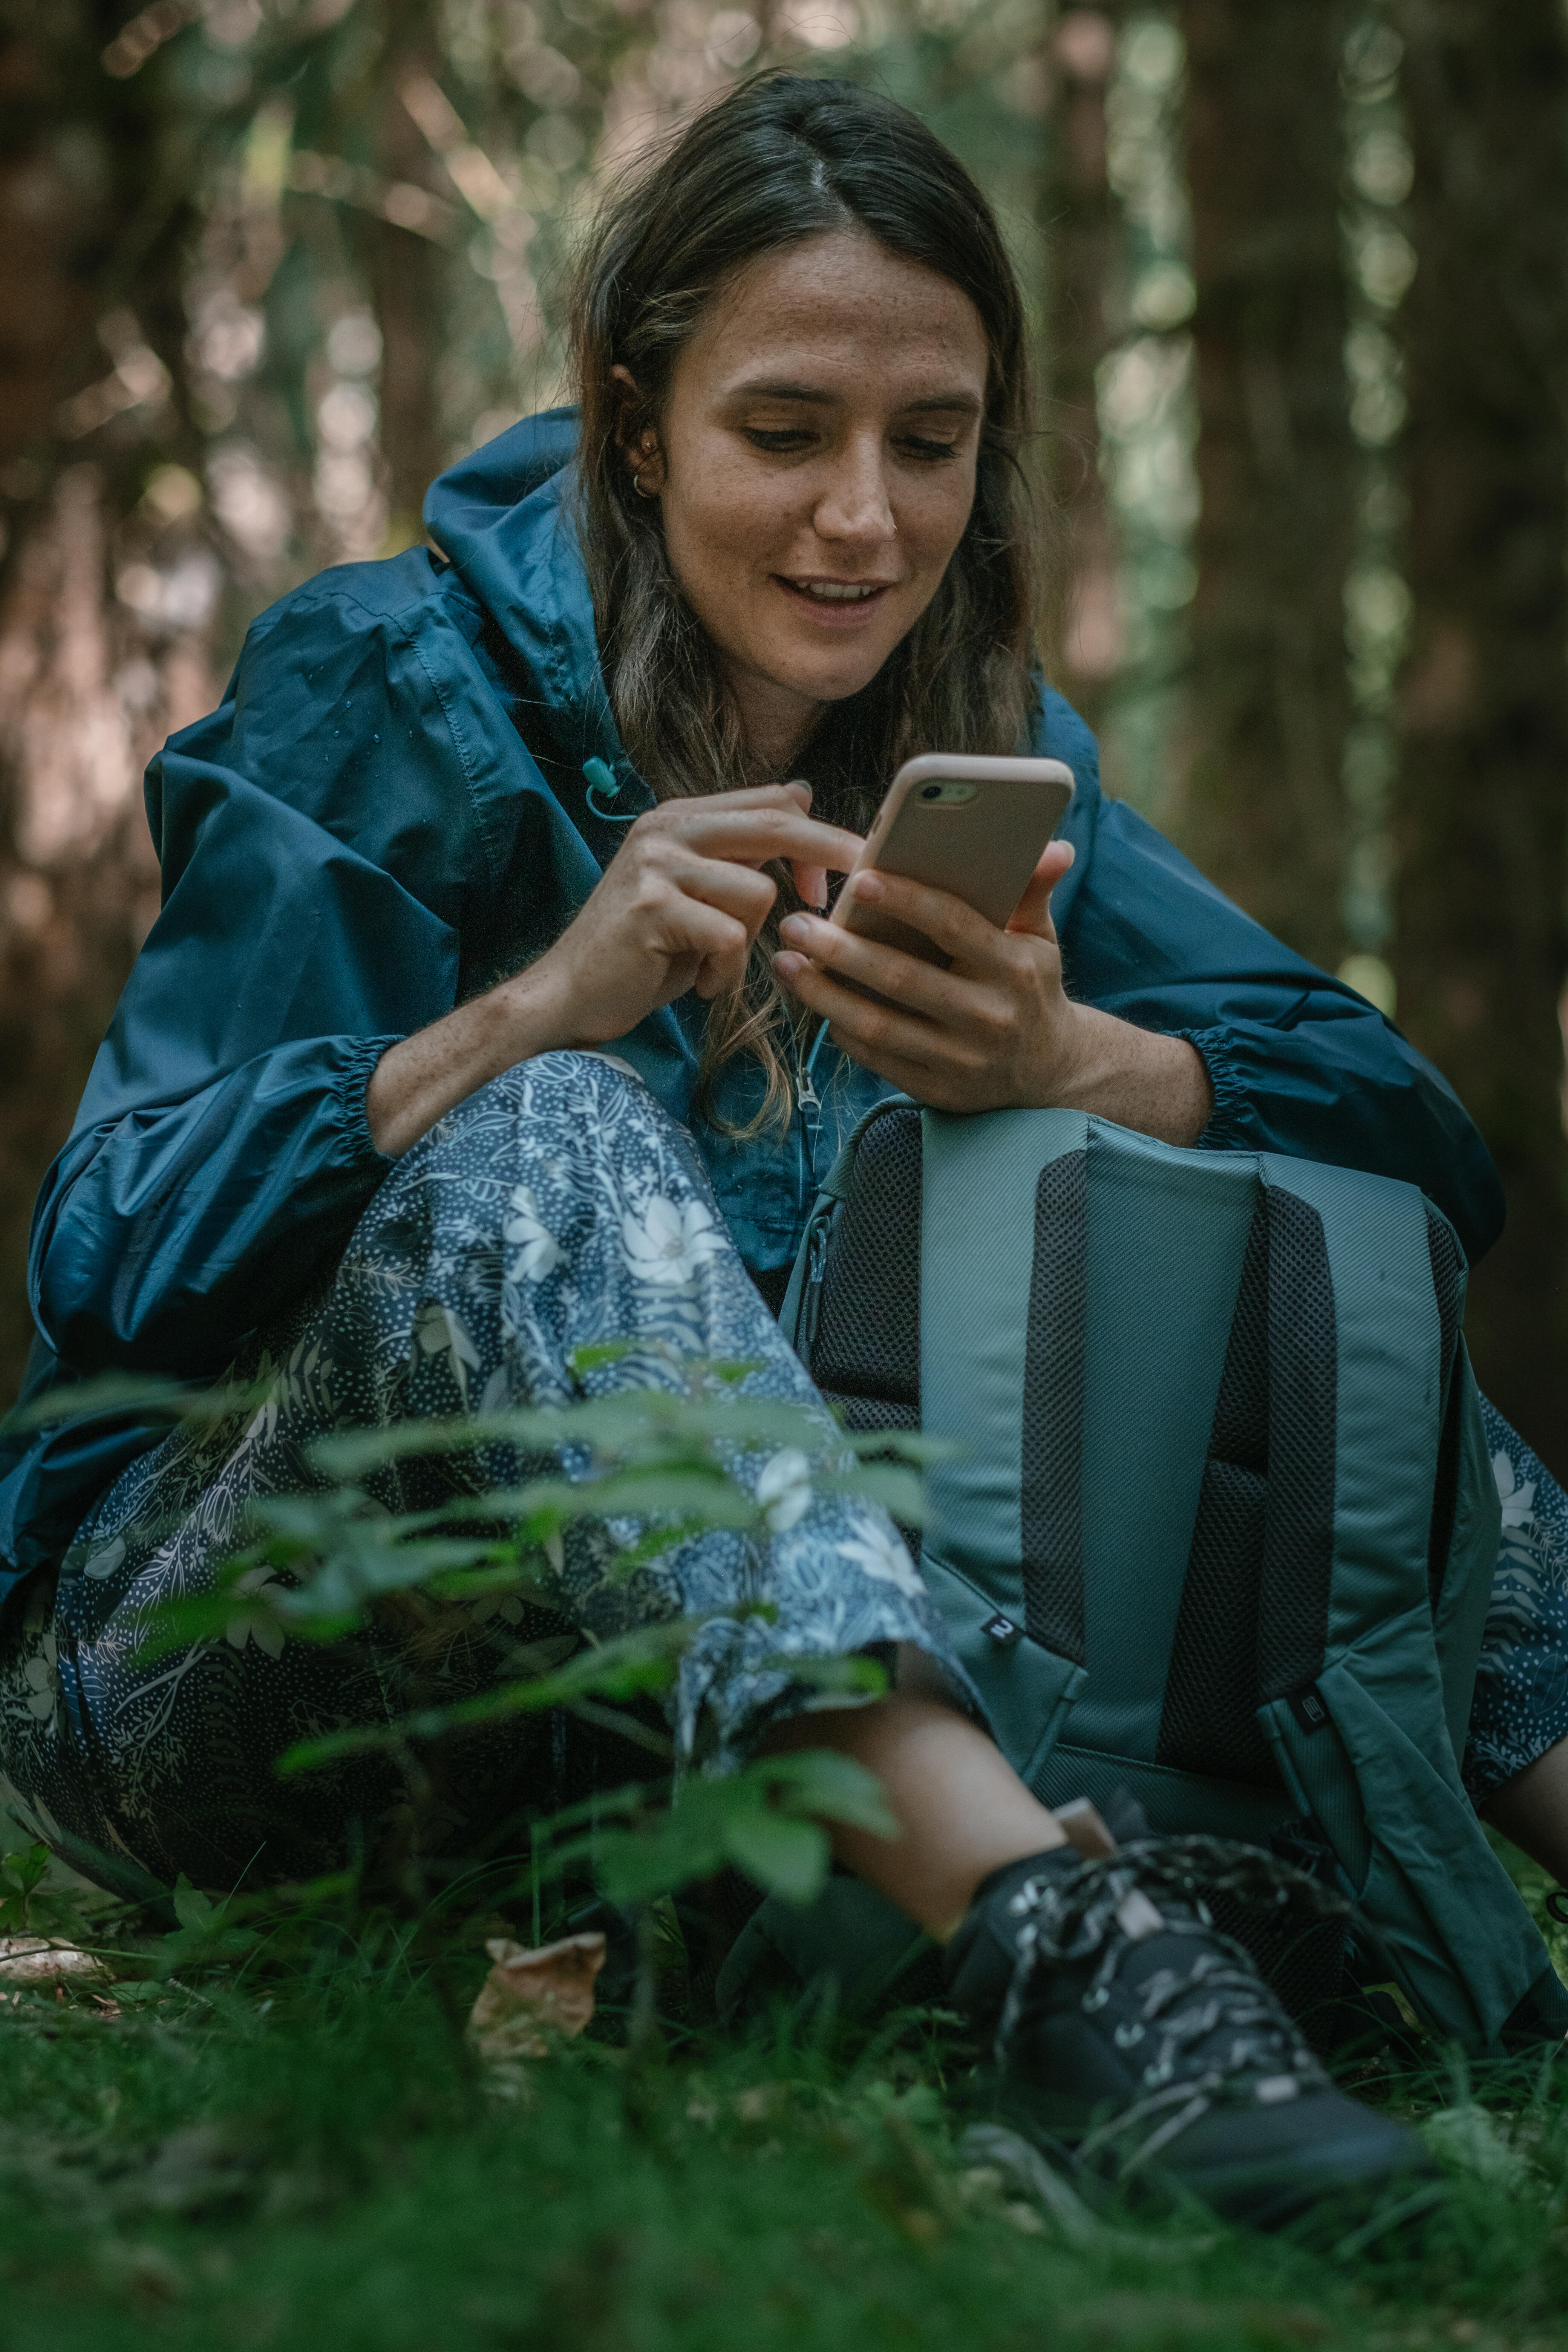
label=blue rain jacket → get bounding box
[0,408,1504,1599]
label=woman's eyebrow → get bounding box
[724,378,983,416]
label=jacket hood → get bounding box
[424,406,637,787]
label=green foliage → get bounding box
[53,1350,922,1922]
[546,1747,900,1908]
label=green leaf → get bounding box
[722,1809,830,1906]
[761,1750,901,1840]
[836,1430,956,1464]
[820,1462,928,1524]
[0,1371,267,1438]
[759,1654,889,1702]
[172,1875,220,1932]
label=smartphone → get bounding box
[828,752,1076,971]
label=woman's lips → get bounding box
[775,576,897,626]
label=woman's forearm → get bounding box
[367,965,573,1158]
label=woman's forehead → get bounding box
[684,229,989,397]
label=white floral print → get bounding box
[836,1515,926,1598]
[504,1185,562,1283]
[756,1448,813,1535]
[224,1567,289,1660]
[0,1052,965,1876]
[414,1300,482,1406]
[621,1194,724,1286]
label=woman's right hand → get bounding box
[367,782,862,1158]
[520,781,864,1047]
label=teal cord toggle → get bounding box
[582,756,639,822]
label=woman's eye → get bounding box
[897,435,962,463]
[743,427,816,453]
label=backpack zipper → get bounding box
[799,1216,829,1360]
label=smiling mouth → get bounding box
[779,578,894,605]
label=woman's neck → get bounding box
[724,659,824,781]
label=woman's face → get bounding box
[626,228,990,770]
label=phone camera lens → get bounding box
[920,783,942,799]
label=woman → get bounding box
[0,74,1560,2220]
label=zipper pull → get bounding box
[800,1219,829,1357]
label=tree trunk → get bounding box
[1175,0,1356,971]
[1041,8,1123,715]
[0,6,197,1399]
[1389,0,1568,1475]
[370,2,452,540]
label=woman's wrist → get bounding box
[366,957,578,1158]
[1040,1004,1213,1146]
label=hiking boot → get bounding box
[945,1838,1436,2233]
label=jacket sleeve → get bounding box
[1060,790,1506,1265]
[29,691,463,1379]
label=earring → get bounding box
[632,469,658,500]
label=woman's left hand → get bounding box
[772,840,1085,1112]
[773,840,1213,1141]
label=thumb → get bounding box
[1008,838,1075,939]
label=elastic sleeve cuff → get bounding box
[1170,1024,1251,1152]
[331,1034,406,1176]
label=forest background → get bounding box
[0,0,1563,1472]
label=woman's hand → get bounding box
[773,840,1214,1144]
[527,781,864,1046]
[368,781,861,1158]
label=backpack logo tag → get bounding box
[1288,1684,1331,1734]
[983,1614,1023,1648]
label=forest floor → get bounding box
[2,1841,1566,2352]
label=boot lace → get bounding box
[996,1837,1352,2180]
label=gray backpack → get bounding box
[775,1098,1567,2053]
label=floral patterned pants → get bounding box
[0,1055,957,1896]
[0,1052,1564,1900]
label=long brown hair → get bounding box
[570,73,1041,1130]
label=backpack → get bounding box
[775,1096,1568,2054]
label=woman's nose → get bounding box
[813,441,896,545]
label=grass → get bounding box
[0,1847,1566,2352]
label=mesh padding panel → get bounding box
[1256,1188,1338,1702]
[1020,1151,1088,1664]
[808,1106,922,1404]
[1207,1204,1270,1473]
[1157,1459,1277,1782]
[1424,1206,1465,1611]
[1158,1200,1278,1783]
[822,1394,921,1556]
[824,1393,919,1435]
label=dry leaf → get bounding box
[0,1937,110,1987]
[466,1932,606,2072]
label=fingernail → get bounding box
[852,871,884,902]
[779,914,810,945]
[773,952,804,986]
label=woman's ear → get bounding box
[609,364,665,498]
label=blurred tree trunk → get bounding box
[1175,0,1355,971]
[370,0,450,539]
[0,7,181,1396]
[1389,0,1568,1474]
[1041,8,1123,717]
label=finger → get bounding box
[650,803,864,876]
[791,861,828,912]
[776,908,975,1020]
[668,856,779,932]
[670,899,751,997]
[1007,839,1076,939]
[838,867,1010,967]
[774,950,986,1076]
